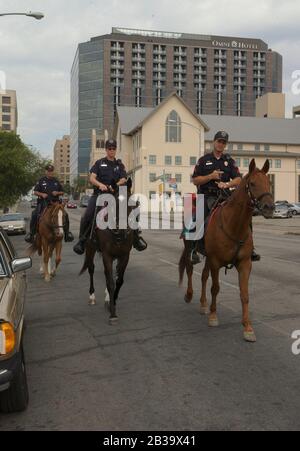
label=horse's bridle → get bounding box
[246,182,273,212]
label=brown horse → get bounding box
[80,180,135,324]
[179,159,275,342]
[28,203,66,282]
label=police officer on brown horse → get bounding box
[191,131,261,264]
[25,164,74,244]
[73,139,147,255]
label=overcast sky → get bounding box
[0,0,299,158]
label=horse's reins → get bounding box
[216,181,272,270]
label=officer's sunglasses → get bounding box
[217,139,227,145]
[107,147,117,151]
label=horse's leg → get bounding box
[179,242,194,303]
[52,240,62,278]
[87,245,97,306]
[114,254,130,303]
[236,259,256,342]
[103,254,117,324]
[200,258,210,315]
[208,264,220,327]
[42,239,51,283]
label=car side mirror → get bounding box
[11,257,32,274]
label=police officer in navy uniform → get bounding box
[25,164,74,244]
[191,131,260,264]
[73,139,147,255]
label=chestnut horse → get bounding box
[179,159,275,342]
[28,203,65,282]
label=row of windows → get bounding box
[149,155,198,166]
[0,124,11,130]
[235,158,282,169]
[2,115,10,122]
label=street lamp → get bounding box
[0,12,44,20]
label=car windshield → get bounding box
[0,214,24,222]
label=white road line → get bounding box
[158,258,291,338]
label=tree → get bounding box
[0,131,50,210]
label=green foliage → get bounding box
[0,132,49,208]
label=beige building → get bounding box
[114,93,209,201]
[256,93,285,118]
[53,135,71,185]
[0,90,18,132]
[202,114,300,203]
[89,129,109,168]
[112,92,300,204]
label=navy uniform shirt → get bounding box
[34,177,63,203]
[192,152,241,195]
[90,158,127,194]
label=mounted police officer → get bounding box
[191,131,261,264]
[73,139,147,255]
[25,164,74,244]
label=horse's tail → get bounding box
[26,235,42,257]
[179,246,187,287]
[79,253,89,276]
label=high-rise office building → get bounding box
[71,27,282,177]
[0,90,18,133]
[53,135,71,185]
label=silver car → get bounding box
[0,213,26,235]
[273,204,293,219]
[0,229,32,412]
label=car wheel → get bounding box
[0,345,29,413]
[292,210,297,216]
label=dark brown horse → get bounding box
[28,203,66,282]
[80,180,134,324]
[179,159,275,342]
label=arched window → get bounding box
[165,110,181,143]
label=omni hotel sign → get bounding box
[212,39,259,50]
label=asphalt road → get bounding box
[1,203,300,431]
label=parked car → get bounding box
[273,204,293,219]
[275,202,300,216]
[0,229,32,413]
[80,195,91,208]
[67,201,78,209]
[0,213,26,235]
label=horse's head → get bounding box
[49,203,66,239]
[246,159,275,219]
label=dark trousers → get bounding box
[79,194,98,239]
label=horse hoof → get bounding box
[89,295,96,306]
[45,276,51,283]
[109,317,119,325]
[200,306,209,315]
[208,316,219,327]
[244,331,257,343]
[184,295,193,304]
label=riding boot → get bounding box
[249,220,261,261]
[133,230,147,252]
[64,214,74,243]
[251,249,261,262]
[187,240,201,265]
[73,217,90,255]
[25,215,37,243]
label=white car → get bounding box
[0,213,26,235]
